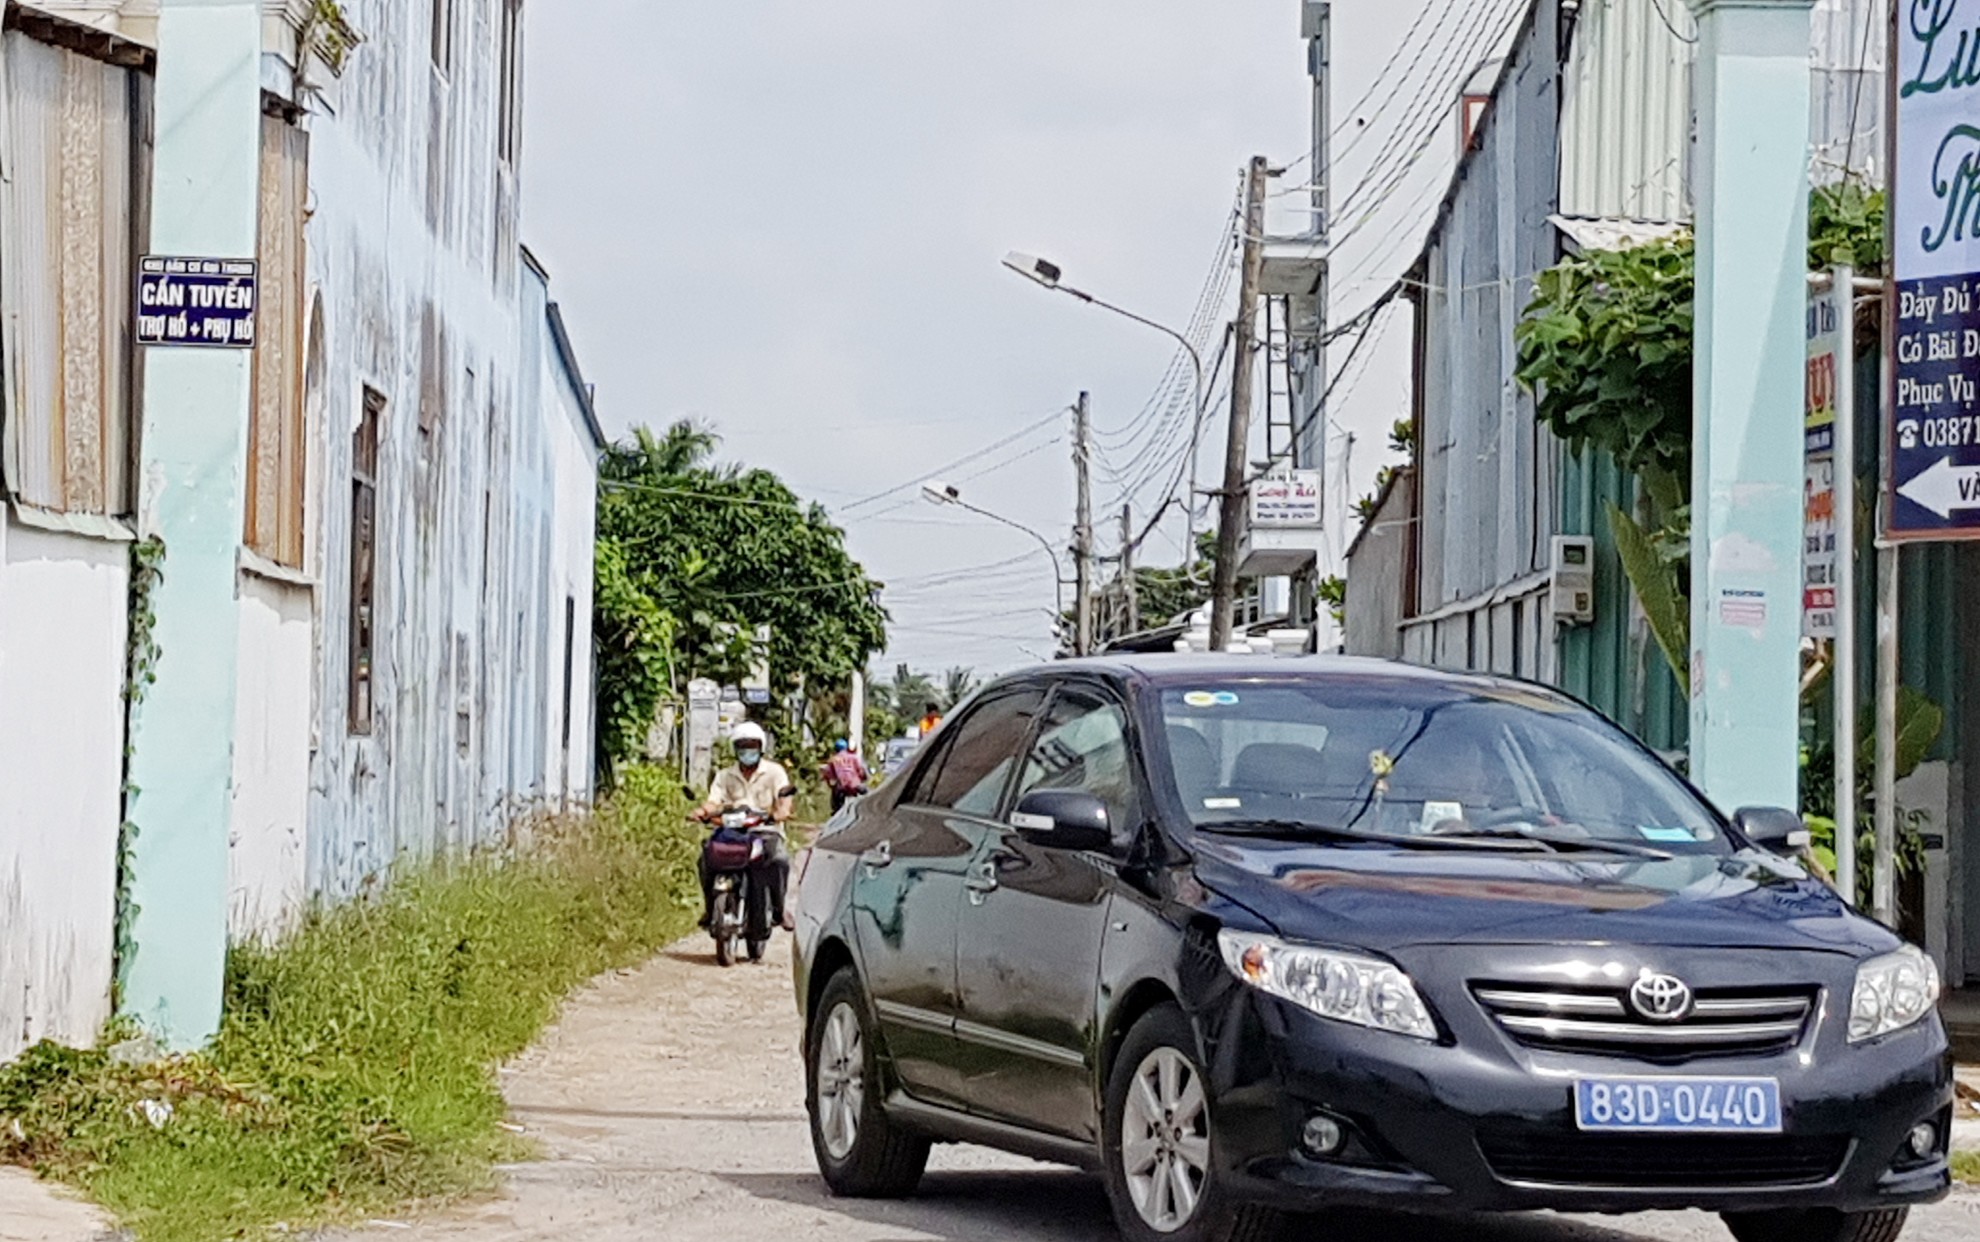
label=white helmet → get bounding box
[732,722,768,748]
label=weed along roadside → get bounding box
[0,771,701,1242]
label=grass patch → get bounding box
[0,767,700,1242]
[1956,1149,1979,1185]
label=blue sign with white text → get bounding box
[1890,275,1980,536]
[136,256,258,349]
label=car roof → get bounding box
[980,653,1572,703]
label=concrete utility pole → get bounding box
[1301,1,1331,465]
[849,669,866,757]
[121,0,263,1049]
[1121,504,1140,636]
[1681,0,1816,813]
[1073,391,1094,657]
[1211,155,1270,651]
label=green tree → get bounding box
[594,420,888,774]
[941,667,980,711]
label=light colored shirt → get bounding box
[706,760,793,837]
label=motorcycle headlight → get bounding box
[1848,945,1941,1044]
[1216,930,1437,1041]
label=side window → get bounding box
[904,689,1044,815]
[1015,688,1141,836]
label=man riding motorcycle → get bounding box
[694,721,795,932]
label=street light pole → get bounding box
[921,481,1070,641]
[1001,253,1211,559]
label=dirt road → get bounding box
[328,938,1980,1242]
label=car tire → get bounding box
[1101,1004,1284,1242]
[806,968,929,1199]
[1722,1208,1910,1242]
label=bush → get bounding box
[0,771,700,1242]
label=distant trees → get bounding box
[593,420,888,775]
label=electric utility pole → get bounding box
[1210,156,1270,651]
[1121,503,1140,636]
[1073,391,1094,656]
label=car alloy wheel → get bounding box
[807,969,928,1198]
[1122,1046,1212,1232]
[815,1001,865,1160]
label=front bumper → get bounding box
[1197,962,1954,1215]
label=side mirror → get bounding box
[779,785,798,799]
[1009,790,1112,853]
[1734,806,1811,853]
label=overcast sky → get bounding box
[525,0,1478,680]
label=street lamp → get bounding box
[1001,251,1210,561]
[920,479,1069,626]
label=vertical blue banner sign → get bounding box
[1888,0,1980,539]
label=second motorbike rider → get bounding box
[694,721,796,932]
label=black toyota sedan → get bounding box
[791,657,1951,1242]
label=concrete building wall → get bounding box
[1343,470,1412,660]
[227,572,313,941]
[0,515,127,1061]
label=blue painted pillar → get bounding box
[120,0,262,1049]
[1683,0,1815,813]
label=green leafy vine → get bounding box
[114,537,165,1006]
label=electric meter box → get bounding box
[1550,535,1596,624]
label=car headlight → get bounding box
[1848,945,1941,1043]
[1216,930,1437,1041]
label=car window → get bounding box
[1013,687,1141,837]
[1157,678,1725,851]
[912,688,1045,815]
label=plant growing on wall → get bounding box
[1316,574,1347,627]
[114,537,166,1004]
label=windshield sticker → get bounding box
[1204,797,1243,810]
[1182,690,1241,708]
[1420,801,1464,831]
[1638,826,1699,843]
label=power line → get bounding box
[833,407,1068,515]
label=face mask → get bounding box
[737,747,762,767]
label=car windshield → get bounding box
[1158,677,1726,853]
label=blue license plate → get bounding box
[1573,1076,1782,1133]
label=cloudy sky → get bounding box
[525,0,1492,678]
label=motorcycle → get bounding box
[698,801,789,967]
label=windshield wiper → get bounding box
[1426,826,1674,861]
[1197,819,1546,851]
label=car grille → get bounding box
[1471,983,1814,1058]
[1478,1131,1850,1188]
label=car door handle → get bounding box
[860,842,893,872]
[964,861,1000,904]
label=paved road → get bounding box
[329,938,1980,1242]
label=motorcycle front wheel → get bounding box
[712,891,741,968]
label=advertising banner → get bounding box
[1887,0,1980,539]
[1805,289,1840,638]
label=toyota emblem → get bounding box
[1629,971,1694,1022]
